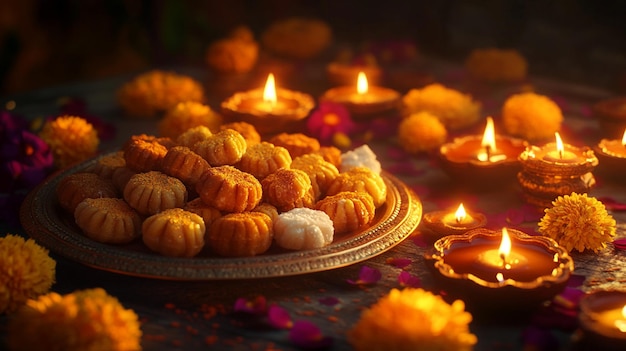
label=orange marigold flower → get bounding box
[0,234,55,314]
[117,70,205,119]
[39,115,99,168]
[402,83,481,130]
[398,111,448,153]
[7,288,142,351]
[501,92,563,141]
[348,288,477,351]
[158,101,223,139]
[538,192,616,253]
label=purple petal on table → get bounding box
[597,197,626,211]
[521,326,559,351]
[386,257,412,269]
[289,320,333,349]
[567,274,586,288]
[318,296,340,306]
[347,266,381,285]
[233,295,267,314]
[268,304,293,329]
[411,235,428,248]
[398,271,421,288]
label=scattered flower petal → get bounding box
[268,304,293,329]
[411,234,428,248]
[597,197,626,211]
[613,238,626,251]
[289,320,333,349]
[347,266,381,286]
[398,271,421,288]
[233,295,267,315]
[386,257,412,269]
[318,297,340,306]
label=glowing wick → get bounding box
[263,73,277,107]
[555,132,565,159]
[455,203,467,224]
[499,228,512,268]
[481,117,497,159]
[357,71,368,95]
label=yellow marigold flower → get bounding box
[117,70,205,119]
[538,193,616,253]
[261,17,332,59]
[348,288,477,351]
[7,288,142,351]
[402,83,481,130]
[398,111,448,153]
[158,101,223,139]
[0,235,55,314]
[501,92,563,141]
[39,115,99,169]
[465,48,528,82]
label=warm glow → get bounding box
[616,305,626,332]
[622,129,626,146]
[555,132,565,158]
[455,203,467,223]
[481,117,497,152]
[498,228,512,259]
[263,73,277,104]
[357,71,369,95]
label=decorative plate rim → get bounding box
[20,155,422,280]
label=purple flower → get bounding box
[386,257,412,269]
[347,266,381,286]
[306,102,355,146]
[288,320,333,349]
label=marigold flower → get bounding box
[0,234,55,314]
[465,48,528,82]
[7,288,142,351]
[501,92,563,141]
[402,83,481,130]
[158,101,223,139]
[538,193,616,253]
[261,17,332,59]
[38,115,99,169]
[348,288,477,351]
[398,111,448,153]
[206,26,259,74]
[117,70,205,119]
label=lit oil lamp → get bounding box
[592,96,626,139]
[424,227,574,312]
[579,290,626,350]
[438,117,528,190]
[421,203,487,243]
[518,132,598,208]
[594,129,626,178]
[221,73,315,135]
[319,71,400,118]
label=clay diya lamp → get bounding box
[594,129,626,179]
[578,290,626,351]
[221,73,315,135]
[421,203,487,244]
[438,117,528,190]
[424,227,574,313]
[518,132,598,208]
[319,71,400,119]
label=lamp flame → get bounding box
[357,71,368,95]
[455,203,467,224]
[616,305,626,332]
[622,129,626,146]
[555,132,565,158]
[263,73,277,104]
[498,227,512,261]
[481,117,497,153]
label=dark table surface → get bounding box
[1,57,626,351]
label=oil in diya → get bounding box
[421,203,487,244]
[438,117,528,189]
[594,129,626,178]
[518,132,598,208]
[220,73,315,135]
[578,290,626,350]
[424,227,574,312]
[319,71,400,118]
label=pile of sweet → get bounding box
[56,122,387,258]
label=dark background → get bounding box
[1,0,625,94]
